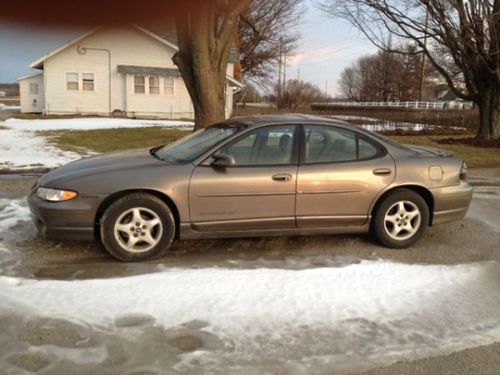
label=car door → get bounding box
[296,124,395,228]
[189,124,299,232]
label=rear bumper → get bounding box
[431,181,473,225]
[27,192,99,241]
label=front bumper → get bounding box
[431,181,473,225]
[27,191,101,241]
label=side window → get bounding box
[66,73,79,90]
[358,136,381,160]
[303,126,384,164]
[29,83,39,95]
[134,75,145,94]
[149,76,160,94]
[304,126,357,163]
[222,125,296,166]
[82,73,94,91]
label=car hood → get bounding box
[39,148,164,187]
[404,144,453,158]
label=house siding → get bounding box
[19,74,44,113]
[42,27,195,118]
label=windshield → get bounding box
[154,125,241,163]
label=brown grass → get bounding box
[39,127,188,154]
[389,135,500,168]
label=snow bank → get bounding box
[1,260,500,370]
[0,117,194,171]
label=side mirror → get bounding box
[211,151,236,168]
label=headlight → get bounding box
[36,187,78,202]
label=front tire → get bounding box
[372,189,429,248]
[100,193,175,261]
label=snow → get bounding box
[2,117,193,131]
[0,198,31,254]
[0,117,193,171]
[0,104,21,111]
[1,260,500,370]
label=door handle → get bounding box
[272,173,292,182]
[373,168,392,176]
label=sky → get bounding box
[0,1,376,97]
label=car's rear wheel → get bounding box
[100,193,175,261]
[372,189,429,248]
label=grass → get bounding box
[38,127,188,154]
[389,135,500,168]
[38,126,498,168]
[0,125,8,130]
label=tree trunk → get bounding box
[172,1,251,130]
[476,81,500,140]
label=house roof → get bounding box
[27,25,242,87]
[29,25,180,69]
[16,72,43,81]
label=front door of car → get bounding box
[296,125,395,228]
[189,124,299,232]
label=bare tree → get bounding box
[172,0,252,130]
[277,79,327,108]
[339,45,424,101]
[319,0,500,140]
[239,0,303,86]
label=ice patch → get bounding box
[1,261,500,371]
[0,198,30,234]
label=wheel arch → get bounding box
[94,189,181,240]
[370,185,435,226]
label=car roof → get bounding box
[220,114,350,127]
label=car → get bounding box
[28,115,473,261]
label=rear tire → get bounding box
[372,189,429,248]
[100,193,175,261]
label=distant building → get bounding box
[0,91,6,97]
[17,25,243,119]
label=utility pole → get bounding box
[283,46,287,108]
[418,7,430,102]
[277,38,283,108]
[325,80,328,98]
[297,67,300,81]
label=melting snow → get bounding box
[1,260,500,371]
[0,117,193,171]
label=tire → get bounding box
[372,189,430,248]
[100,193,175,261]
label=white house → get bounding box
[17,25,243,119]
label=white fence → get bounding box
[311,101,474,110]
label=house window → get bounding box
[164,77,174,96]
[82,73,94,91]
[134,75,145,94]
[149,76,160,94]
[67,73,79,90]
[29,83,39,95]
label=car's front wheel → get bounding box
[372,189,429,248]
[100,193,175,261]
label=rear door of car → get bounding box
[189,124,299,232]
[296,124,395,228]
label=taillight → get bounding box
[459,162,468,180]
